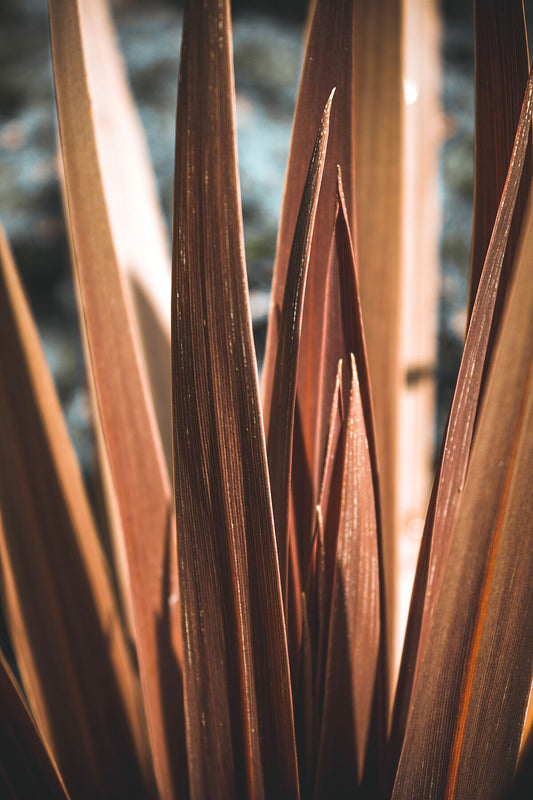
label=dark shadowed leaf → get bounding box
[0,224,152,798]
[0,651,68,799]
[314,353,381,799]
[172,0,299,796]
[48,2,184,796]
[389,65,533,782]
[392,178,533,800]
[468,0,530,334]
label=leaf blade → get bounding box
[392,164,533,800]
[48,2,183,795]
[0,652,68,800]
[0,223,152,797]
[390,64,533,779]
[172,1,299,796]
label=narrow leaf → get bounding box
[266,91,334,606]
[468,0,530,331]
[48,3,184,796]
[392,174,533,800]
[172,1,299,797]
[0,652,68,799]
[262,0,358,590]
[317,170,380,555]
[390,64,533,778]
[314,355,380,798]
[0,223,152,797]
[62,0,173,471]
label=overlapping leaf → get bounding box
[262,0,359,592]
[266,91,333,606]
[311,179,385,798]
[392,157,533,800]
[0,651,68,799]
[390,64,533,782]
[172,0,298,796]
[0,223,151,797]
[468,0,530,334]
[351,0,403,637]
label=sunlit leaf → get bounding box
[48,2,184,795]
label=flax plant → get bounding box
[0,0,532,798]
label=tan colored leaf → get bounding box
[392,176,533,800]
[0,651,68,799]
[48,2,184,796]
[172,0,298,796]
[0,223,152,797]
[63,0,173,472]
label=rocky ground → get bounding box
[0,0,504,480]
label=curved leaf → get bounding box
[48,2,183,796]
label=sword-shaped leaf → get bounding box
[392,168,533,800]
[48,3,183,796]
[0,651,68,799]
[468,0,530,334]
[172,1,298,796]
[0,223,152,797]
[266,92,333,607]
[390,65,533,781]
[262,0,358,591]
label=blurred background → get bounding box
[0,0,526,483]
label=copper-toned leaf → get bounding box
[314,355,380,798]
[0,223,152,797]
[392,178,533,800]
[266,91,333,605]
[0,651,68,799]
[48,2,183,796]
[262,0,358,582]
[317,170,380,554]
[390,65,533,781]
[172,0,298,796]
[468,0,530,332]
